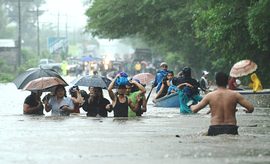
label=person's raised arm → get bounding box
[75,90,85,106]
[236,93,254,113]
[154,83,165,100]
[190,95,210,113]
[108,74,119,101]
[177,82,193,89]
[140,94,147,112]
[131,80,146,94]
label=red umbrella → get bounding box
[23,77,68,91]
[132,73,155,85]
[229,59,257,77]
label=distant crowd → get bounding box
[23,61,259,136]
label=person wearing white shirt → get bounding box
[44,85,74,116]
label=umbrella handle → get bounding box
[146,87,154,103]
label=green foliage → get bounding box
[85,0,270,87]
[0,59,15,82]
[165,52,186,73]
[193,0,253,58]
[248,0,270,51]
[4,0,46,49]
[20,48,39,69]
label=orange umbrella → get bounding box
[23,77,68,91]
[132,73,155,85]
[229,59,257,77]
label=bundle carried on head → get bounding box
[115,72,129,86]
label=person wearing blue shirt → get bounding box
[152,62,169,93]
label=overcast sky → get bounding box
[39,0,87,30]
[39,0,134,58]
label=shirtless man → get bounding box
[190,72,254,136]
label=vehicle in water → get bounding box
[38,59,62,73]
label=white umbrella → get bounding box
[229,59,257,77]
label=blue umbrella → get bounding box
[81,56,94,62]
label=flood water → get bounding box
[0,79,270,164]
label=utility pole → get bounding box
[57,12,60,38]
[29,5,44,57]
[17,0,22,67]
[65,14,68,40]
[36,6,40,56]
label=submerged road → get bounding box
[0,80,269,164]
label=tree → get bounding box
[85,0,270,85]
[0,1,16,38]
[86,0,212,72]
[248,0,270,51]
[4,0,45,50]
[193,0,270,85]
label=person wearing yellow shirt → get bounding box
[248,73,263,92]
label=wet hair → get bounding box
[80,90,88,99]
[167,70,174,75]
[162,76,168,83]
[54,85,67,97]
[94,87,104,98]
[118,85,127,89]
[215,72,228,87]
[182,67,191,78]
[69,85,79,96]
[171,77,180,86]
[177,71,183,78]
[31,91,42,95]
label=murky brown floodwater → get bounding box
[0,79,270,164]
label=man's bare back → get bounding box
[191,87,254,125]
[190,72,254,136]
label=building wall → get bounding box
[0,47,17,67]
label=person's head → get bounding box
[93,70,98,75]
[69,85,79,97]
[80,89,88,97]
[177,71,183,78]
[160,62,168,70]
[126,79,142,94]
[215,72,229,87]
[236,79,241,86]
[89,87,103,98]
[54,85,67,98]
[166,70,174,80]
[31,90,42,97]
[202,71,209,77]
[117,85,127,95]
[125,84,132,95]
[250,73,258,82]
[182,67,191,78]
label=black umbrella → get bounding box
[13,68,67,89]
[71,75,111,89]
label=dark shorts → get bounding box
[207,125,239,136]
